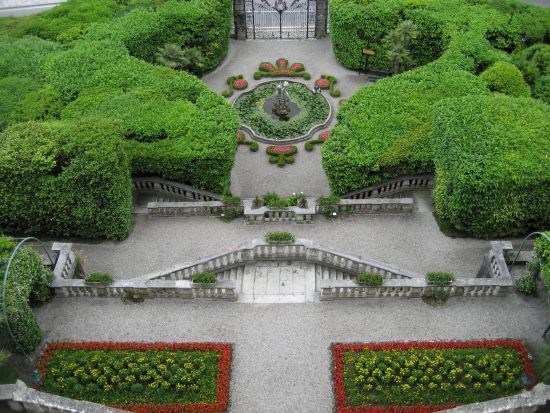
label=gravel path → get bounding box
[73,193,492,280]
[36,293,549,413]
[202,38,375,197]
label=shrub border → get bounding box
[332,339,536,413]
[38,341,232,413]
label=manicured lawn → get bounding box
[332,340,535,413]
[39,342,231,413]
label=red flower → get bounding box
[38,342,233,413]
[277,58,288,69]
[319,131,330,141]
[236,130,245,142]
[233,79,248,90]
[315,78,330,88]
[290,63,304,72]
[271,146,293,153]
[260,62,275,71]
[332,339,536,413]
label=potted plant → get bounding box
[356,272,383,286]
[192,272,217,285]
[426,271,455,286]
[84,272,114,286]
[265,231,294,245]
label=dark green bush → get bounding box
[0,119,132,239]
[536,344,550,384]
[84,272,114,285]
[515,273,538,296]
[356,272,383,286]
[0,236,52,353]
[249,142,259,152]
[426,272,455,286]
[432,95,550,237]
[322,66,488,195]
[535,232,550,295]
[263,192,283,207]
[9,85,64,124]
[480,61,531,97]
[533,76,550,104]
[265,232,295,243]
[0,36,61,81]
[191,272,217,284]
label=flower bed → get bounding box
[222,74,247,97]
[333,340,535,413]
[39,342,232,413]
[305,131,330,152]
[254,58,310,80]
[266,145,297,167]
[236,130,259,152]
[315,74,342,97]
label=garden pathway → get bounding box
[35,292,549,413]
[202,38,377,198]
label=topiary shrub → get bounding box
[0,236,52,353]
[480,61,531,97]
[432,95,550,237]
[0,119,132,239]
[322,66,488,195]
[265,231,294,244]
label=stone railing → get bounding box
[51,278,238,301]
[342,175,434,199]
[320,241,514,300]
[139,238,421,282]
[243,198,316,224]
[146,197,414,221]
[0,380,124,413]
[318,198,414,215]
[132,177,222,201]
[148,201,242,217]
[51,242,76,280]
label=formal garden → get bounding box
[0,0,550,411]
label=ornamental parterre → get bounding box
[332,340,536,413]
[38,342,232,413]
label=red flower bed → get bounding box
[39,342,232,413]
[233,79,248,90]
[290,63,305,72]
[277,58,288,69]
[332,339,536,413]
[319,131,330,141]
[236,130,246,142]
[315,78,330,88]
[266,145,297,155]
[259,62,275,72]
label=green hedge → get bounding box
[512,44,550,103]
[322,66,488,194]
[432,95,550,237]
[0,76,41,131]
[480,61,531,97]
[0,119,132,239]
[0,36,60,81]
[0,236,52,353]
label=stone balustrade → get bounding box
[342,175,434,199]
[148,201,242,217]
[132,177,222,201]
[319,241,514,300]
[51,242,76,280]
[146,197,414,220]
[51,278,238,301]
[139,238,422,282]
[243,198,316,224]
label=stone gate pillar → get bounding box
[233,0,247,40]
[315,0,328,38]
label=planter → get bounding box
[192,281,217,287]
[267,240,294,245]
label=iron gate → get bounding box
[245,0,316,39]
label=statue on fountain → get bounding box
[272,81,292,120]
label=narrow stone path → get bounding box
[35,293,549,413]
[202,38,375,197]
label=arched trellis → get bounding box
[1,237,54,362]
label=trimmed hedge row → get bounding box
[322,66,489,194]
[0,236,52,353]
[0,119,133,239]
[432,95,550,237]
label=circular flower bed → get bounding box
[234,81,331,142]
[233,79,248,90]
[319,131,330,141]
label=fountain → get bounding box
[263,81,300,121]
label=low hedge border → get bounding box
[266,146,297,168]
[38,341,232,413]
[305,131,330,151]
[222,75,247,98]
[236,131,259,152]
[332,339,536,413]
[315,75,342,98]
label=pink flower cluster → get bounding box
[319,131,330,141]
[315,78,330,88]
[233,79,248,90]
